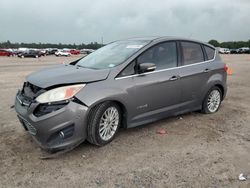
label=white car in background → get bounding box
[80,49,95,54]
[219,48,230,54]
[55,50,71,57]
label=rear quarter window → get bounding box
[204,45,215,60]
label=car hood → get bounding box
[27,64,110,88]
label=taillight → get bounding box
[224,64,228,72]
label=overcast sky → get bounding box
[0,0,249,44]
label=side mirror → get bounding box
[138,63,156,73]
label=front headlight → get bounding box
[36,84,85,103]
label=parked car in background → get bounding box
[39,49,47,56]
[14,37,227,151]
[70,49,80,55]
[80,49,87,54]
[17,50,42,58]
[9,49,19,56]
[55,50,71,57]
[80,49,95,54]
[0,49,14,56]
[219,48,230,54]
[45,48,58,55]
[230,49,239,54]
[238,47,250,54]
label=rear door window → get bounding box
[204,45,215,60]
[181,42,204,65]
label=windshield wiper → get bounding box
[76,64,85,68]
[76,64,100,70]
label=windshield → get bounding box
[76,40,150,69]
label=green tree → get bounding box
[208,40,220,47]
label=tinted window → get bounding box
[181,42,204,65]
[204,45,215,60]
[118,61,136,77]
[137,42,177,70]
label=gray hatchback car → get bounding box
[15,37,227,151]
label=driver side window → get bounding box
[137,41,177,70]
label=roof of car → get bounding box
[123,36,215,48]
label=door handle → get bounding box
[203,68,210,73]
[169,76,179,81]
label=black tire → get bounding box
[87,102,122,146]
[202,86,222,114]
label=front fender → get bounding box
[75,80,133,127]
[76,83,129,107]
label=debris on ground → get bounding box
[239,173,247,181]
[156,128,167,135]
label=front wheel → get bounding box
[87,102,121,146]
[202,86,222,114]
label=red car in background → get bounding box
[0,49,14,56]
[70,49,80,55]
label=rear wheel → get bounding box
[87,102,121,146]
[202,86,222,114]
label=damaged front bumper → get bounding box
[14,91,89,151]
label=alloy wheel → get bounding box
[99,107,119,141]
[207,89,221,113]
